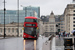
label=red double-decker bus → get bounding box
[23,16,39,40]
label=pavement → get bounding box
[52,36,65,50]
[55,37,64,50]
[0,37,3,39]
[0,37,19,40]
[54,35,75,50]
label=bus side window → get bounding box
[34,19,36,22]
[36,19,38,22]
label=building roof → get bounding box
[41,15,64,22]
[50,11,54,15]
[0,22,23,27]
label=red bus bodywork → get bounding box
[23,16,39,39]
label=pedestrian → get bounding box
[68,32,70,37]
[73,31,75,37]
[63,31,65,37]
[59,32,61,38]
[67,32,70,37]
[61,32,63,37]
[65,32,67,37]
[56,32,58,35]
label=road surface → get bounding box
[0,36,48,50]
[55,36,64,50]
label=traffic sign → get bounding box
[64,38,73,50]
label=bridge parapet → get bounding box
[42,35,54,50]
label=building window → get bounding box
[20,29,22,33]
[0,28,2,33]
[73,14,75,16]
[73,28,75,30]
[61,21,64,22]
[73,21,75,23]
[50,28,54,31]
[69,28,70,30]
[73,17,75,19]
[8,28,10,33]
[1,29,2,33]
[74,5,75,7]
[16,29,18,33]
[61,30,64,31]
[12,28,14,33]
[61,24,64,25]
[74,10,75,12]
[73,25,75,27]
[69,24,70,26]
[50,25,54,27]
[61,27,63,28]
[60,18,63,20]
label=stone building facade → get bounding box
[64,4,75,34]
[0,20,43,37]
[0,22,23,37]
[41,12,65,36]
[38,19,44,35]
[43,11,56,36]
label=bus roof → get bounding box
[25,16,37,19]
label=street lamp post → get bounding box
[4,0,6,38]
[17,0,19,37]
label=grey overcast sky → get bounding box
[0,0,72,16]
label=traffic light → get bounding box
[56,24,58,27]
[58,29,60,32]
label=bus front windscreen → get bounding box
[25,19,37,22]
[24,27,36,36]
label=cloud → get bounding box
[0,0,72,15]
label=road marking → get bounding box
[23,40,26,50]
[34,40,36,50]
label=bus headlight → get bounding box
[34,35,36,37]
